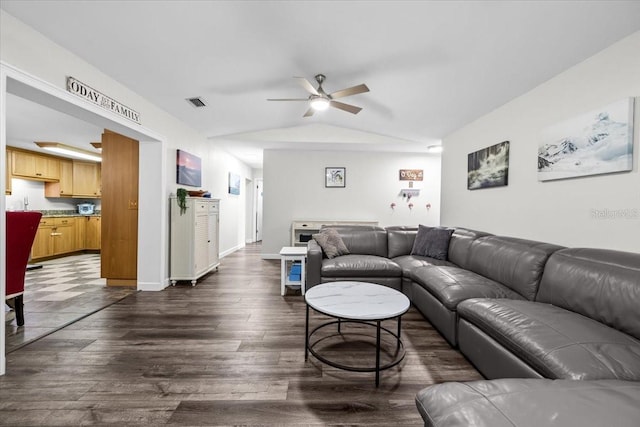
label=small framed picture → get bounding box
[228,172,240,195]
[325,167,346,188]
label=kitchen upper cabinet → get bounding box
[5,148,11,195]
[11,150,60,181]
[73,161,101,197]
[45,160,101,198]
[44,159,73,197]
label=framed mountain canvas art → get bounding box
[538,98,634,181]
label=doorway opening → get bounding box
[2,64,166,375]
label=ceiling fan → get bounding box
[267,74,370,117]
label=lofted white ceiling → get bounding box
[3,1,640,168]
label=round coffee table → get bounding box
[304,281,410,386]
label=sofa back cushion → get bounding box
[411,225,455,260]
[536,248,640,340]
[322,225,388,257]
[386,226,493,263]
[386,226,418,258]
[447,228,494,268]
[467,236,564,300]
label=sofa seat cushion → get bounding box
[409,266,524,310]
[392,255,455,276]
[415,379,640,427]
[321,255,402,277]
[458,299,640,380]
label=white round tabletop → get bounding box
[304,281,410,320]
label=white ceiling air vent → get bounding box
[186,97,207,108]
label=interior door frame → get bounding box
[255,178,263,242]
[1,61,168,376]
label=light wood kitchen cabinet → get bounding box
[44,159,74,197]
[52,217,77,255]
[5,148,11,195]
[84,216,101,250]
[11,150,60,181]
[31,217,82,260]
[72,161,101,197]
[75,216,86,251]
[31,218,56,259]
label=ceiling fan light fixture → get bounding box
[310,97,330,111]
[35,142,102,162]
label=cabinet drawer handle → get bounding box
[51,232,62,236]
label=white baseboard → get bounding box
[138,281,167,291]
[220,243,245,259]
[261,253,281,260]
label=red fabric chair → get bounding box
[6,211,42,327]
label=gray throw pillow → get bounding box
[410,225,454,260]
[312,228,350,259]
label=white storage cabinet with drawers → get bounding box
[170,197,220,285]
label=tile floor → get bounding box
[5,254,137,352]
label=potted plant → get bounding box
[176,188,188,215]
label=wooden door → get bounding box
[101,130,139,286]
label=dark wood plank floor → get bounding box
[0,243,482,426]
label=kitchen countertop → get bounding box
[41,214,101,218]
[38,210,101,217]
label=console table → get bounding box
[291,219,378,247]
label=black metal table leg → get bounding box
[375,320,381,387]
[305,304,310,360]
[397,316,402,351]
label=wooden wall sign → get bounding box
[399,169,423,181]
[66,76,141,124]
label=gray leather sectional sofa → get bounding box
[306,225,640,426]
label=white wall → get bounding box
[205,145,254,256]
[1,10,253,262]
[262,149,441,257]
[441,31,640,253]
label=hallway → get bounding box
[1,244,481,426]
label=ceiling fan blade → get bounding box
[294,77,320,96]
[329,100,362,115]
[266,98,309,101]
[303,108,315,118]
[330,84,370,99]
